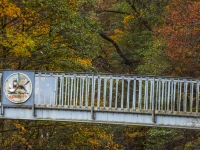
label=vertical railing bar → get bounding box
[138,78,142,110]
[152,78,155,111]
[59,75,61,105]
[85,75,89,107]
[70,76,73,106]
[173,82,176,112]
[73,74,76,106]
[170,78,174,112]
[91,74,95,107]
[81,78,85,106]
[64,75,68,105]
[177,81,180,112]
[179,81,182,112]
[88,77,91,106]
[61,73,65,106]
[67,77,70,105]
[93,77,97,107]
[196,80,199,113]
[164,81,167,111]
[76,77,79,106]
[109,75,113,108]
[56,74,59,105]
[158,78,161,111]
[155,80,159,110]
[167,80,171,111]
[161,81,164,111]
[79,76,82,106]
[144,77,148,110]
[190,81,194,112]
[115,77,119,108]
[97,75,101,108]
[121,76,125,109]
[184,80,188,112]
[38,72,42,104]
[150,79,153,110]
[103,77,107,108]
[127,78,130,109]
[132,77,136,110]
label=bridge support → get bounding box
[91,106,95,120]
[1,105,200,129]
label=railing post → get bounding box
[190,80,194,113]
[115,77,119,109]
[73,74,77,106]
[103,76,107,108]
[152,77,156,123]
[173,81,177,112]
[109,75,113,108]
[132,76,136,110]
[183,79,188,112]
[170,78,174,112]
[121,76,125,109]
[97,75,101,108]
[127,77,130,109]
[85,74,89,107]
[138,78,142,110]
[91,73,95,119]
[178,80,182,113]
[196,80,199,114]
[158,78,161,111]
[91,73,94,107]
[144,77,149,110]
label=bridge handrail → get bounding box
[0,72,199,115]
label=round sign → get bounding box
[4,73,32,103]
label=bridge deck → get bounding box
[0,72,200,129]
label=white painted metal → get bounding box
[0,72,200,128]
[1,106,200,129]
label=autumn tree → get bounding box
[0,0,100,71]
[154,0,200,77]
[94,0,170,74]
[0,1,120,149]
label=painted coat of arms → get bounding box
[4,73,32,103]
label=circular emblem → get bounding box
[4,73,32,103]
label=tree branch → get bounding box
[126,0,152,31]
[97,10,131,15]
[99,32,139,65]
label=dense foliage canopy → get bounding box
[0,0,200,149]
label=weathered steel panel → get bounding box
[35,74,56,105]
[1,106,200,129]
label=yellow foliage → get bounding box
[109,29,123,42]
[2,30,35,57]
[76,58,92,66]
[13,122,27,132]
[109,35,116,40]
[123,15,134,24]
[0,0,21,17]
[114,29,123,34]
[166,5,170,10]
[31,23,50,36]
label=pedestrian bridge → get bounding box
[0,71,200,129]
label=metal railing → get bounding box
[34,72,200,114]
[0,72,199,114]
